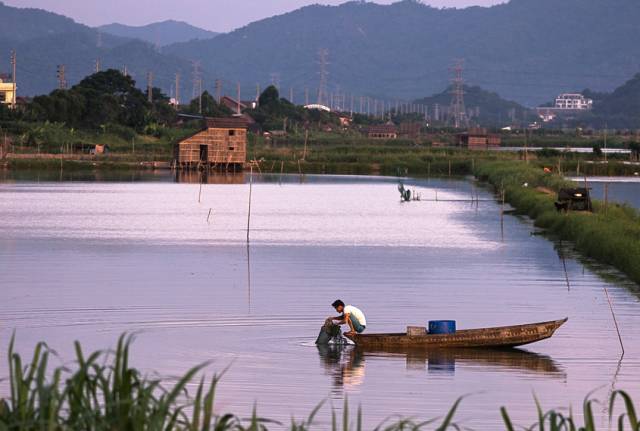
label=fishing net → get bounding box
[315,318,351,345]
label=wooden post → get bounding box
[207,208,212,223]
[198,171,203,203]
[448,159,451,177]
[604,183,609,215]
[302,128,309,161]
[427,162,431,178]
[247,165,253,243]
[576,160,580,177]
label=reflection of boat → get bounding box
[359,347,564,377]
[345,319,567,349]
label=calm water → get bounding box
[570,177,640,210]
[1,173,639,429]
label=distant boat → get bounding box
[345,318,567,349]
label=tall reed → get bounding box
[1,335,639,430]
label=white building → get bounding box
[554,93,593,110]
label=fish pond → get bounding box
[1,172,639,429]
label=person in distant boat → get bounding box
[329,299,366,336]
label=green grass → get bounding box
[475,161,640,285]
[1,335,638,430]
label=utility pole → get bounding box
[316,48,329,106]
[175,73,180,107]
[94,58,101,73]
[147,72,153,103]
[56,64,67,90]
[604,123,608,163]
[289,87,294,104]
[10,50,16,109]
[199,78,203,115]
[122,65,128,77]
[448,59,468,129]
[236,82,241,115]
[270,73,280,90]
[215,79,221,104]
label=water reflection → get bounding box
[317,345,564,395]
[317,345,365,394]
[175,170,246,184]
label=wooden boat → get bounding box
[345,318,567,349]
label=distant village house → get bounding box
[175,117,248,170]
[367,124,398,140]
[0,75,16,107]
[457,128,501,150]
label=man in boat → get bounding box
[329,300,366,336]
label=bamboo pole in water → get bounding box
[198,170,203,203]
[604,286,625,357]
[246,165,253,243]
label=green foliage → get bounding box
[248,86,339,132]
[184,91,233,118]
[1,335,639,430]
[28,70,153,130]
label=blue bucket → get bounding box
[428,320,456,334]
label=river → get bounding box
[1,172,639,429]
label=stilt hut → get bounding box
[176,117,248,170]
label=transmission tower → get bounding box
[448,59,469,129]
[191,60,202,99]
[94,58,101,73]
[56,65,67,90]
[316,48,329,106]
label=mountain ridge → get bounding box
[98,20,218,47]
[163,0,640,106]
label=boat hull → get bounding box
[345,318,568,349]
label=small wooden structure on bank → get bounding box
[175,117,248,170]
[457,128,501,150]
[367,124,398,140]
[554,188,592,212]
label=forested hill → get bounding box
[98,21,218,47]
[0,2,199,96]
[414,86,531,126]
[163,0,640,106]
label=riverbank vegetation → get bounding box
[1,335,638,430]
[475,161,640,285]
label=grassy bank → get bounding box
[1,335,638,430]
[475,161,640,285]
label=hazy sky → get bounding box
[6,0,503,32]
